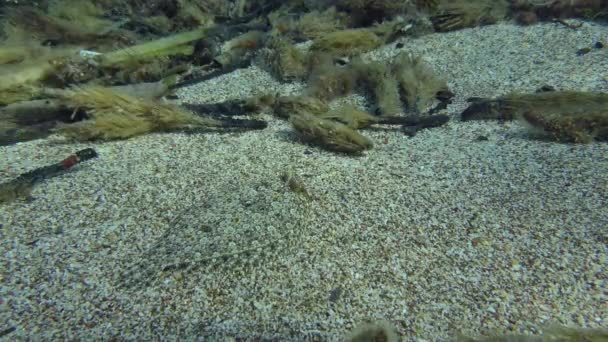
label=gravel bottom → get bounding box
[1,21,607,341]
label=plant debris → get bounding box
[461,90,608,143]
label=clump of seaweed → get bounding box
[415,0,440,12]
[98,27,207,68]
[345,320,400,342]
[282,7,350,41]
[214,30,266,68]
[3,6,123,46]
[511,0,608,24]
[430,0,510,32]
[289,110,374,154]
[352,58,402,116]
[56,86,219,141]
[0,82,45,107]
[455,324,608,341]
[263,36,310,82]
[320,104,381,129]
[270,48,452,153]
[310,28,384,57]
[0,6,211,98]
[332,0,411,26]
[306,53,358,101]
[461,90,608,143]
[0,80,181,145]
[0,0,461,149]
[0,44,79,99]
[393,52,450,113]
[273,95,330,119]
[522,109,608,143]
[307,16,410,58]
[304,50,451,117]
[274,96,450,151]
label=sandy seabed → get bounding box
[1,21,607,340]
